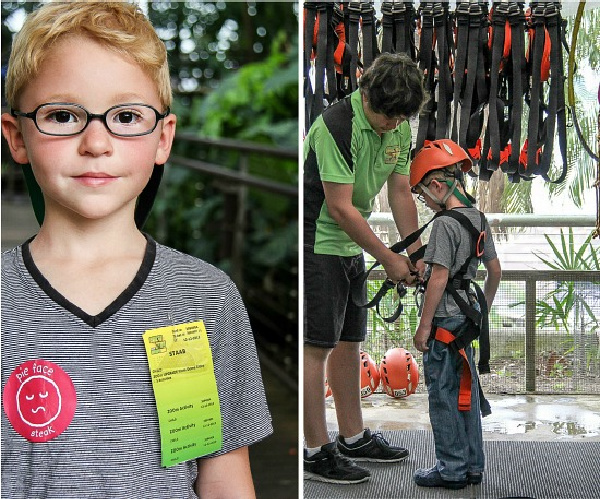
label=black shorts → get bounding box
[304,246,367,348]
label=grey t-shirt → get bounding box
[424,207,497,317]
[1,236,273,499]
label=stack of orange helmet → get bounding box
[359,350,380,398]
[379,347,419,398]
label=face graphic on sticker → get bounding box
[3,359,76,443]
[17,375,62,427]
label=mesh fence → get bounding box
[362,224,600,395]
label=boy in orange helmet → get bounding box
[409,139,502,489]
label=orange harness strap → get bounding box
[434,327,472,412]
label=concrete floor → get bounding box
[327,393,600,442]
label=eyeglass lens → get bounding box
[34,104,160,136]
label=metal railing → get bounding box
[168,133,297,287]
[167,134,299,391]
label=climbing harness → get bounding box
[523,2,568,183]
[430,325,492,416]
[451,1,490,170]
[381,1,418,60]
[480,2,527,182]
[304,2,582,186]
[304,2,337,131]
[415,2,455,153]
[352,208,491,375]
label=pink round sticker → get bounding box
[3,359,77,443]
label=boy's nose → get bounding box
[77,118,113,157]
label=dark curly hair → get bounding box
[359,53,428,118]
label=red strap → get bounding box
[434,327,472,411]
[519,139,544,169]
[333,22,346,72]
[468,138,482,161]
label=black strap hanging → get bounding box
[415,2,438,153]
[381,1,417,60]
[523,2,568,184]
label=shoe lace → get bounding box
[370,432,391,447]
[332,449,355,468]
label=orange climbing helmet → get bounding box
[409,139,473,189]
[359,351,380,398]
[379,347,419,398]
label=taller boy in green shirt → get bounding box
[304,53,427,483]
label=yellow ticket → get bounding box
[143,321,222,467]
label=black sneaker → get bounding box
[337,429,409,462]
[304,442,371,484]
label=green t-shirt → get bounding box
[304,90,412,256]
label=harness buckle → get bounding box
[476,231,486,257]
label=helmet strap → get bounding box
[22,163,45,226]
[419,183,446,208]
[443,179,473,208]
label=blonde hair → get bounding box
[5,1,171,109]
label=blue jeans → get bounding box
[423,314,485,481]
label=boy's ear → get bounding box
[1,113,30,164]
[154,113,176,166]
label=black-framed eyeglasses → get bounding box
[11,102,170,137]
[411,184,429,204]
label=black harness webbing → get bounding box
[481,2,527,182]
[351,210,440,323]
[539,3,568,184]
[304,3,336,131]
[135,164,165,229]
[347,1,362,92]
[360,1,378,71]
[508,3,527,178]
[303,3,317,132]
[381,1,417,60]
[415,2,438,153]
[452,2,489,171]
[485,4,508,174]
[524,3,568,184]
[434,2,454,140]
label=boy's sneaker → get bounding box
[304,442,371,484]
[467,471,483,484]
[337,429,409,462]
[413,466,467,490]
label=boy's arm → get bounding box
[483,257,502,310]
[413,263,449,352]
[195,446,255,499]
[322,181,416,283]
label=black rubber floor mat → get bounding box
[303,430,600,498]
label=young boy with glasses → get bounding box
[409,139,501,489]
[1,4,272,498]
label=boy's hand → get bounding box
[413,324,431,352]
[381,253,417,285]
[414,259,426,278]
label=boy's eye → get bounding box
[43,109,79,124]
[53,111,76,123]
[113,109,143,125]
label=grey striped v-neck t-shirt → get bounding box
[1,236,272,498]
